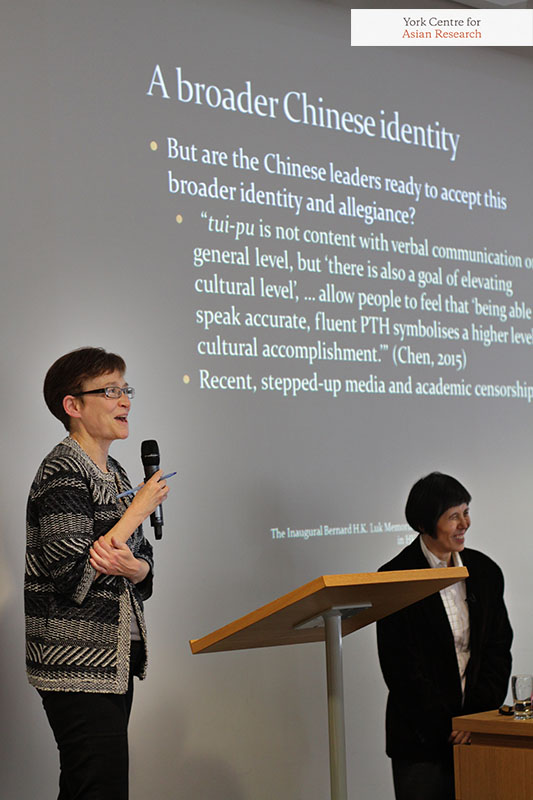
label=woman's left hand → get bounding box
[90,536,149,583]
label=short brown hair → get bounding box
[44,347,126,430]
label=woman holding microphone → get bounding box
[24,347,169,800]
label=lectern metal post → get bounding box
[295,602,371,799]
[324,611,348,800]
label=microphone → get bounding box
[141,439,163,540]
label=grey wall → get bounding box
[2,1,533,797]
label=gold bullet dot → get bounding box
[150,141,158,151]
[183,374,190,384]
[176,214,183,224]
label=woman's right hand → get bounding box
[101,470,170,549]
[128,469,169,522]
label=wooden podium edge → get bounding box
[189,567,467,654]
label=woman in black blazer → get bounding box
[377,472,513,800]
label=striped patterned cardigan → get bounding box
[25,436,154,693]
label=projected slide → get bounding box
[146,64,533,411]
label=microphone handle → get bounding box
[144,463,164,539]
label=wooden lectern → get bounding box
[190,567,468,800]
[453,710,533,800]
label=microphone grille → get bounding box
[141,439,160,465]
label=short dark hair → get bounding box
[405,472,471,538]
[44,347,126,431]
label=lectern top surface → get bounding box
[190,567,468,654]
[453,710,533,737]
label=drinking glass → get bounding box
[511,674,533,720]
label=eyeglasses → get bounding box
[73,386,135,399]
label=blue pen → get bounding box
[116,472,177,499]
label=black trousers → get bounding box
[392,756,456,800]
[38,641,143,800]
